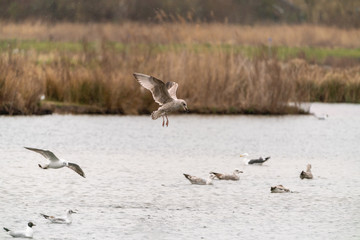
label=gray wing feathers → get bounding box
[67,162,86,178]
[25,147,59,162]
[165,81,178,99]
[133,73,174,105]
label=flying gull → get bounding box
[133,73,189,127]
[3,222,35,238]
[210,169,243,181]
[25,147,85,178]
[240,153,271,165]
[300,164,313,179]
[183,173,215,185]
[270,185,291,193]
[40,209,77,224]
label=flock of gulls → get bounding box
[4,73,314,238]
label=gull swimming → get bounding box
[183,173,215,185]
[270,185,290,193]
[300,164,313,179]
[25,147,85,178]
[3,222,35,238]
[210,169,243,181]
[240,153,271,165]
[40,209,76,224]
[314,114,328,120]
[133,73,189,127]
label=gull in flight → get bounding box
[270,185,291,193]
[3,222,35,238]
[133,73,189,127]
[183,173,215,185]
[300,164,313,179]
[210,169,243,181]
[25,147,85,178]
[40,209,77,224]
[240,153,271,165]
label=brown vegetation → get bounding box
[0,22,359,115]
[1,41,360,115]
[1,22,360,48]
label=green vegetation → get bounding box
[2,39,360,64]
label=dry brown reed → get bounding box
[1,42,360,115]
[1,22,360,48]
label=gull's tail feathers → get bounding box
[183,174,191,180]
[40,213,50,219]
[151,110,162,120]
[209,172,222,179]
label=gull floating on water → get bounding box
[270,185,290,193]
[240,153,271,165]
[25,147,85,178]
[40,209,76,224]
[300,164,313,179]
[183,173,215,185]
[133,73,189,127]
[314,114,329,120]
[3,222,35,238]
[210,169,243,181]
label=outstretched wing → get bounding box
[165,82,178,99]
[133,73,174,105]
[67,162,86,178]
[25,147,60,162]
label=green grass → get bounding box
[1,39,360,63]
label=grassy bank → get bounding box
[0,22,360,115]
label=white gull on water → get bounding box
[40,209,77,224]
[3,222,35,238]
[25,147,85,178]
[210,169,243,181]
[240,153,271,165]
[133,73,189,127]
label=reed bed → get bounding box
[1,42,360,115]
[1,22,360,48]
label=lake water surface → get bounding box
[0,103,359,239]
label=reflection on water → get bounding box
[0,103,359,239]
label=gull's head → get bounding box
[28,222,36,228]
[67,209,77,214]
[179,100,189,113]
[209,173,216,180]
[306,164,312,171]
[239,153,249,158]
[234,169,243,174]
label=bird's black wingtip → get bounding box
[3,227,10,232]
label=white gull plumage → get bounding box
[3,222,35,238]
[25,147,85,178]
[133,73,189,127]
[40,209,77,224]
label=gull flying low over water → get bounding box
[270,185,291,193]
[210,169,243,181]
[240,153,271,165]
[300,164,313,179]
[3,222,35,238]
[40,209,77,224]
[25,147,85,178]
[183,173,216,185]
[133,73,189,127]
